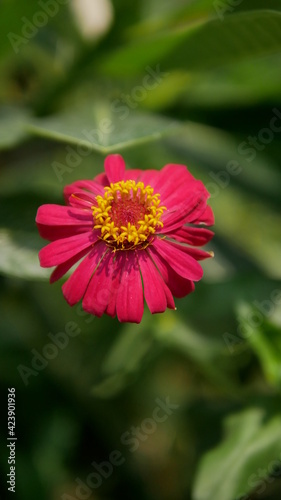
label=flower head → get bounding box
[36,155,214,323]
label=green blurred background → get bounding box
[1,0,281,499]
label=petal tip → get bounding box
[104,154,126,184]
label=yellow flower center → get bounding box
[92,180,166,250]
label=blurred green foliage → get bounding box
[1,0,281,499]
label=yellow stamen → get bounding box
[92,180,166,250]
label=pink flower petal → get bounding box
[36,204,93,241]
[50,247,91,283]
[153,238,203,281]
[152,164,196,202]
[166,226,214,246]
[192,204,215,225]
[36,204,92,225]
[37,224,92,242]
[167,243,213,261]
[116,251,144,323]
[39,231,97,268]
[142,166,209,226]
[148,246,195,298]
[138,251,175,313]
[164,180,208,211]
[64,180,104,204]
[93,172,108,186]
[67,192,97,209]
[63,242,108,306]
[82,250,117,317]
[104,154,126,184]
[105,253,123,318]
[123,169,143,181]
[123,162,211,233]
[138,169,159,186]
[161,238,212,262]
[157,190,207,233]
[163,287,175,309]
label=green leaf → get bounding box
[0,106,29,150]
[0,229,49,280]
[178,54,281,108]
[98,11,281,76]
[26,104,178,153]
[164,9,281,72]
[236,302,281,386]
[193,407,281,500]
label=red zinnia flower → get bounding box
[36,155,214,323]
